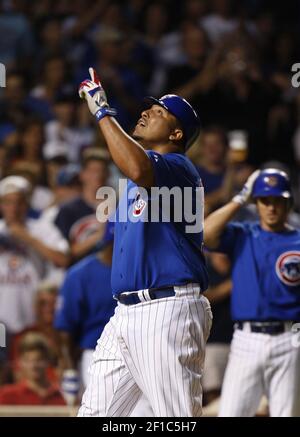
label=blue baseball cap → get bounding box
[252,168,292,199]
[144,94,201,149]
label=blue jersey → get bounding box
[112,151,208,295]
[54,255,116,349]
[216,222,300,321]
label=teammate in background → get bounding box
[204,168,300,417]
[54,220,116,388]
[77,68,212,417]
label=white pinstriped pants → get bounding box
[219,327,300,417]
[78,284,212,417]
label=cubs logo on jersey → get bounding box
[69,215,101,243]
[132,192,147,217]
[275,251,300,286]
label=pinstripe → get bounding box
[173,299,184,416]
[151,300,161,415]
[78,284,209,417]
[109,379,138,415]
[267,331,300,416]
[124,304,141,380]
[132,304,147,394]
[123,387,141,416]
[180,301,190,415]
[115,386,141,417]
[191,295,204,416]
[159,299,169,414]
[191,296,201,416]
[126,390,142,415]
[194,296,204,416]
[104,359,108,412]
[219,329,265,416]
[139,301,151,401]
[146,300,155,407]
[97,360,100,414]
[187,298,195,416]
[164,298,176,415]
[140,300,152,410]
[108,372,136,397]
[90,362,95,413]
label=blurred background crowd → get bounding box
[0,0,300,413]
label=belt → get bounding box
[236,321,294,335]
[114,286,176,306]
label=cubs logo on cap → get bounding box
[275,251,300,286]
[252,168,292,199]
[264,176,278,187]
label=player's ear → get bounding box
[169,128,183,142]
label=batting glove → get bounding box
[79,67,117,122]
[232,169,261,205]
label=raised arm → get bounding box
[204,170,261,249]
[79,68,154,187]
[204,201,241,249]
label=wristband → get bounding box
[95,106,117,121]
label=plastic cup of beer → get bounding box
[228,130,248,162]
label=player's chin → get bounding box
[132,129,143,140]
[265,216,281,227]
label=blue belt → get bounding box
[115,287,176,306]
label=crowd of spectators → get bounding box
[0,0,300,410]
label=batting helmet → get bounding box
[252,168,292,199]
[144,94,201,149]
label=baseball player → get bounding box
[77,68,212,417]
[204,168,300,417]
